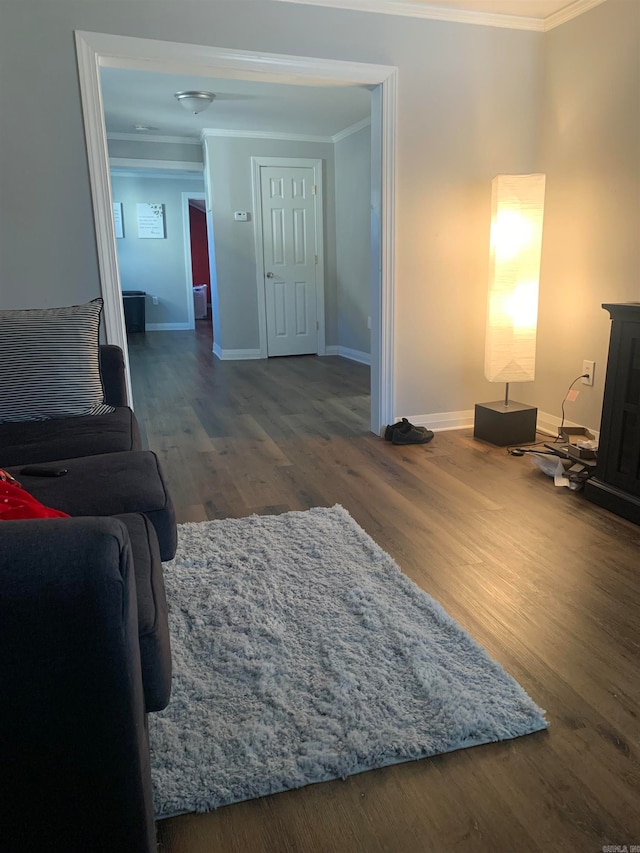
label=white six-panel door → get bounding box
[260,165,318,357]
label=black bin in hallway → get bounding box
[122,290,146,333]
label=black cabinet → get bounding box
[584,303,640,523]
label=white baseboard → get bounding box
[403,408,600,440]
[322,344,371,365]
[406,410,475,432]
[210,343,370,362]
[212,343,262,361]
[338,346,371,365]
[145,322,193,331]
[536,410,600,441]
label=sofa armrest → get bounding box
[100,344,128,407]
[0,517,157,853]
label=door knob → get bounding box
[266,272,274,278]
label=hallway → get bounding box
[128,327,371,522]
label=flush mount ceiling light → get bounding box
[174,91,216,115]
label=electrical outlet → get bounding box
[582,360,595,386]
[152,296,159,306]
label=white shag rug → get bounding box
[150,505,547,819]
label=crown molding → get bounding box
[332,117,371,143]
[271,0,544,31]
[111,122,372,147]
[272,0,607,31]
[543,0,606,31]
[107,132,201,145]
[200,127,333,143]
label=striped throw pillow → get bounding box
[0,298,115,422]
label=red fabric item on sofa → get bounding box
[0,471,69,520]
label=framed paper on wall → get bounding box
[113,202,124,239]
[137,203,165,239]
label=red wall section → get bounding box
[189,205,211,302]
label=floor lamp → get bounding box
[474,173,546,446]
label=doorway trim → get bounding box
[251,157,325,359]
[181,193,208,331]
[74,30,396,433]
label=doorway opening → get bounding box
[184,193,213,347]
[76,31,397,435]
[108,163,207,338]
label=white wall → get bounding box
[335,125,371,358]
[0,0,551,423]
[203,134,337,353]
[110,173,205,327]
[519,0,640,432]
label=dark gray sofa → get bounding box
[0,345,175,853]
[0,345,140,467]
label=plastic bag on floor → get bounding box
[529,453,579,489]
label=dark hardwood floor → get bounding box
[128,326,640,853]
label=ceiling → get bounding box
[101,68,372,143]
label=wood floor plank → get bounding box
[126,328,640,853]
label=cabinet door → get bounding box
[604,321,640,494]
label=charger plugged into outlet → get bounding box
[582,360,595,386]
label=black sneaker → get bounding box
[384,418,432,442]
[391,419,435,445]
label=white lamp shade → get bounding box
[484,173,546,383]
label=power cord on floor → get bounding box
[506,439,550,456]
[558,373,590,439]
[507,372,589,456]
[507,444,558,457]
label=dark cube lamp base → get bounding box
[474,400,537,446]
